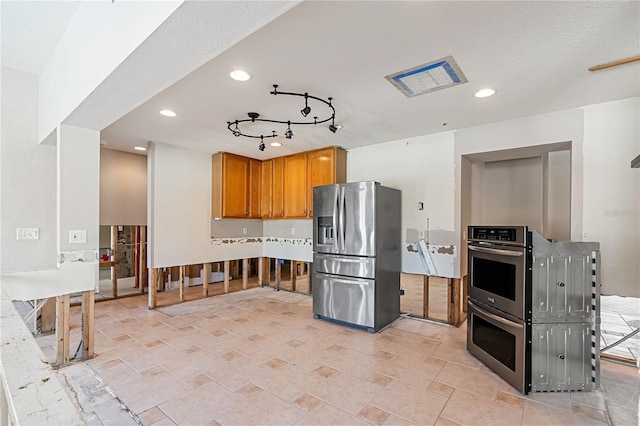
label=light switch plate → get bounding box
[69,229,87,244]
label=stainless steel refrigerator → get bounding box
[312,181,401,332]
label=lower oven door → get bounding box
[468,243,527,319]
[467,300,530,394]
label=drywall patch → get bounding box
[210,237,262,246]
[436,245,455,255]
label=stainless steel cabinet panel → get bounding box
[531,323,595,392]
[532,252,595,321]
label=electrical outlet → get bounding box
[16,228,39,240]
[69,229,87,244]
[242,227,247,235]
[291,227,296,236]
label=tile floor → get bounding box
[35,285,639,426]
[600,295,640,364]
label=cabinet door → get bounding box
[307,148,336,218]
[272,157,285,218]
[249,159,261,218]
[222,154,250,217]
[283,153,308,218]
[260,160,273,218]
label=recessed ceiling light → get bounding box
[475,88,496,98]
[230,70,251,81]
[160,109,176,117]
[134,146,147,151]
[270,141,282,147]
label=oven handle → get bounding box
[469,300,523,329]
[468,245,524,257]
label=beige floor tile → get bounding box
[440,388,523,425]
[309,371,384,415]
[427,381,455,398]
[435,361,502,398]
[371,379,449,425]
[522,399,609,426]
[296,402,370,426]
[358,404,391,425]
[251,362,325,402]
[374,354,446,389]
[605,400,638,426]
[382,414,420,425]
[293,393,323,412]
[119,371,192,415]
[138,406,169,425]
[158,380,245,425]
[214,385,305,425]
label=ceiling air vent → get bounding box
[386,55,467,98]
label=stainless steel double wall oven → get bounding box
[467,226,601,394]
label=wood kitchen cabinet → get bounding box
[283,147,347,219]
[283,153,309,218]
[260,157,284,218]
[212,152,261,218]
[214,147,345,220]
[307,147,347,217]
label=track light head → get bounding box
[329,124,338,133]
[301,93,311,117]
[285,121,293,139]
[258,142,265,152]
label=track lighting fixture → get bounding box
[227,85,338,150]
[300,94,311,117]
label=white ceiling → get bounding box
[4,1,640,160]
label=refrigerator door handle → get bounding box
[339,186,346,252]
[332,185,340,252]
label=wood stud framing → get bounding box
[55,294,70,365]
[111,226,118,298]
[203,263,210,297]
[82,290,95,359]
[223,260,230,293]
[242,258,249,290]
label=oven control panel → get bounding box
[469,226,527,245]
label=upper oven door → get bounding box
[468,242,527,319]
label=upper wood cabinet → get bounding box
[213,147,345,219]
[248,159,262,218]
[261,158,284,218]
[283,147,347,219]
[307,147,347,217]
[212,152,261,218]
[283,153,309,218]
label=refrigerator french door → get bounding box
[312,181,401,332]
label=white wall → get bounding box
[0,67,57,273]
[148,142,264,268]
[100,149,147,225]
[582,98,640,297]
[57,125,100,254]
[348,132,457,276]
[481,157,543,230]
